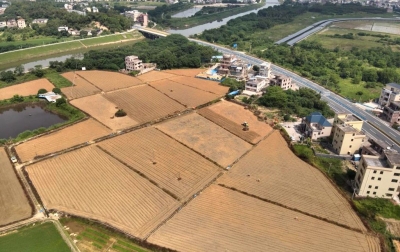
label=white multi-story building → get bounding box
[245,76,268,93]
[17,18,26,29]
[0,21,6,28]
[32,18,48,24]
[355,151,400,198]
[125,55,143,71]
[259,62,271,78]
[378,83,400,107]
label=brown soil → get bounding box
[168,75,229,95]
[198,100,273,144]
[61,72,101,100]
[162,68,205,77]
[104,85,185,125]
[26,146,180,239]
[156,113,252,168]
[76,70,143,92]
[15,119,111,162]
[0,147,32,226]
[218,131,367,231]
[149,79,220,108]
[136,71,178,83]
[71,94,138,131]
[0,79,54,100]
[148,185,379,252]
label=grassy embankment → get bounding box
[0,31,144,70]
[0,222,70,252]
[288,136,399,252]
[0,36,74,49]
[167,1,265,29]
[60,217,151,252]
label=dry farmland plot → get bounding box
[148,185,380,252]
[26,146,180,239]
[156,113,252,168]
[71,94,138,130]
[0,147,31,226]
[105,85,185,125]
[61,72,100,99]
[218,131,367,231]
[76,70,143,92]
[149,79,220,108]
[168,76,229,95]
[198,100,273,144]
[0,79,54,100]
[136,71,178,82]
[15,119,111,162]
[162,68,205,77]
[99,127,221,201]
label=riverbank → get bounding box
[0,31,144,71]
[167,1,265,29]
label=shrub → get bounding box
[115,109,127,117]
[11,95,24,102]
[52,87,61,94]
[55,97,66,107]
[37,88,47,95]
[129,70,140,76]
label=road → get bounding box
[189,38,400,152]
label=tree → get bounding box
[0,71,16,82]
[52,87,61,94]
[253,65,260,72]
[115,109,127,117]
[259,86,288,109]
[14,65,25,76]
[155,50,177,70]
[32,65,44,78]
[37,88,47,95]
[55,97,66,107]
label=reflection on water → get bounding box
[0,103,67,139]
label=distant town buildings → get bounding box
[125,10,148,27]
[302,112,332,140]
[32,18,48,24]
[355,151,400,198]
[0,7,6,15]
[379,83,400,107]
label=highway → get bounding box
[136,28,400,152]
[191,39,400,152]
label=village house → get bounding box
[32,18,48,24]
[269,74,297,90]
[137,13,148,27]
[355,151,400,198]
[6,19,16,28]
[331,113,365,155]
[0,20,6,28]
[17,18,26,29]
[125,55,143,71]
[302,112,332,140]
[378,82,400,107]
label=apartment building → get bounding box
[125,55,143,71]
[378,83,400,107]
[382,101,400,125]
[331,113,365,155]
[355,151,400,198]
[269,75,296,90]
[245,76,268,93]
[361,138,392,158]
[302,112,332,140]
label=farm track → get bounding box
[148,185,379,252]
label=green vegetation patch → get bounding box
[354,198,400,220]
[0,222,70,252]
[45,70,73,88]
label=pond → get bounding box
[0,103,67,139]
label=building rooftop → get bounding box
[338,113,362,122]
[386,82,400,90]
[336,124,364,134]
[305,112,332,127]
[385,151,400,166]
[364,156,389,168]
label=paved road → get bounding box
[190,39,400,152]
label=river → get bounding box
[168,0,279,37]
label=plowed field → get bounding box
[148,185,380,252]
[0,79,54,100]
[156,113,252,168]
[71,94,138,130]
[162,69,204,77]
[76,70,143,91]
[169,76,228,95]
[98,127,221,201]
[61,72,100,99]
[0,148,31,226]
[15,119,111,162]
[198,100,272,144]
[105,85,185,124]
[26,146,180,239]
[136,71,177,82]
[218,131,367,231]
[149,79,220,108]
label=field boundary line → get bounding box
[167,77,224,95]
[218,184,364,234]
[147,83,188,108]
[143,171,225,240]
[96,145,180,201]
[154,127,225,170]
